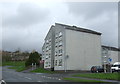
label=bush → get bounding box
[25,51,40,67]
[25,59,31,67]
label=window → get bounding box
[49,38,51,42]
[59,50,60,53]
[55,60,57,66]
[55,51,57,56]
[59,49,63,56]
[46,40,49,44]
[46,62,48,64]
[59,36,62,40]
[59,32,62,37]
[55,34,58,39]
[55,42,58,47]
[58,59,62,66]
[49,46,51,50]
[46,46,49,51]
[59,41,62,47]
[48,53,51,58]
[46,56,48,59]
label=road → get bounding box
[0,66,2,80]
[2,66,67,82]
[2,66,119,84]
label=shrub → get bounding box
[25,51,40,67]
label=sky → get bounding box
[1,1,119,53]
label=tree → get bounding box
[25,51,40,67]
[2,51,12,62]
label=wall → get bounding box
[101,47,119,65]
[109,50,119,64]
[65,29,102,70]
[54,24,66,70]
[43,26,55,69]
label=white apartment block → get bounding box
[42,23,102,71]
[102,45,120,65]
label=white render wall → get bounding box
[109,51,119,64]
[43,26,55,69]
[54,24,66,70]
[101,46,119,65]
[65,29,102,70]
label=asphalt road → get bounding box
[2,66,119,84]
[0,66,2,80]
[2,66,67,82]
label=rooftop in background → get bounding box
[55,23,102,35]
[102,45,120,51]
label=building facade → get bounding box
[42,23,102,71]
[102,45,120,65]
[42,25,55,70]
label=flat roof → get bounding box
[55,23,102,35]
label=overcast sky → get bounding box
[1,1,118,53]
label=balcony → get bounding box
[59,32,62,37]
[59,42,62,47]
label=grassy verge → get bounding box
[30,68,55,74]
[2,61,25,66]
[2,61,27,72]
[73,73,120,80]
[8,66,26,72]
[63,78,105,82]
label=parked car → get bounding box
[91,66,104,73]
[111,62,120,73]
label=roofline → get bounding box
[66,27,101,35]
[102,45,120,51]
[55,23,71,27]
[44,25,55,40]
[55,23,102,35]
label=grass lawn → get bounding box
[73,73,120,80]
[8,66,26,72]
[2,61,25,66]
[30,68,55,74]
[2,61,27,72]
[63,77,106,82]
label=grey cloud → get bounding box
[3,3,49,27]
[67,2,117,20]
[66,2,118,47]
[2,27,44,53]
[2,2,118,52]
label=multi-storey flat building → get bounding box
[42,23,102,71]
[102,45,120,65]
[42,25,55,70]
